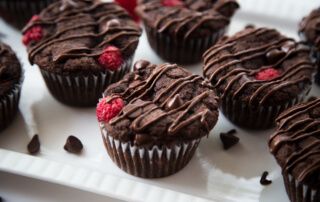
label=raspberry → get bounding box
[22,15,43,46]
[98,46,124,71]
[162,0,184,7]
[114,0,139,22]
[255,68,280,81]
[96,96,124,122]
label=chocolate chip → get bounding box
[27,134,40,154]
[281,41,295,53]
[134,59,150,71]
[64,135,83,153]
[307,96,318,102]
[260,171,272,185]
[220,129,239,150]
[166,94,184,110]
[106,19,120,28]
[266,49,285,65]
[134,134,152,146]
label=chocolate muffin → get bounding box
[0,0,58,29]
[269,98,320,202]
[203,27,315,129]
[0,42,23,131]
[299,8,320,85]
[96,60,219,178]
[22,0,141,107]
[135,0,239,64]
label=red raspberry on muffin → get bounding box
[255,68,280,80]
[98,46,124,71]
[96,96,124,122]
[22,15,43,46]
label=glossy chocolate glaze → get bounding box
[269,99,320,186]
[299,7,320,50]
[135,0,238,41]
[203,27,315,109]
[22,0,141,69]
[103,60,219,147]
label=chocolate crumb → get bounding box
[220,129,239,150]
[64,135,83,153]
[307,96,318,102]
[260,171,272,185]
[27,134,40,154]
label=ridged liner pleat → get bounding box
[144,25,226,64]
[219,87,309,129]
[283,174,320,202]
[99,124,201,178]
[39,57,132,107]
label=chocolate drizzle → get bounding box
[22,1,141,67]
[135,0,238,41]
[269,99,320,186]
[203,27,315,109]
[299,8,320,50]
[105,60,219,146]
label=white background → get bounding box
[0,0,320,201]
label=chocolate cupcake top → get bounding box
[22,0,141,75]
[269,98,320,187]
[0,42,22,97]
[99,60,219,148]
[135,0,239,41]
[299,8,320,51]
[203,27,315,108]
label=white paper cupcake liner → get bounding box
[283,174,319,202]
[40,57,132,107]
[0,77,23,131]
[220,87,309,129]
[144,25,226,64]
[99,123,201,178]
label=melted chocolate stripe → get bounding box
[204,27,314,111]
[168,92,209,135]
[285,145,320,172]
[219,72,247,99]
[184,15,229,41]
[298,159,320,182]
[138,0,237,41]
[155,8,183,30]
[25,1,140,65]
[159,76,203,108]
[109,63,215,136]
[250,76,311,109]
[203,37,294,75]
[153,74,198,102]
[207,51,266,83]
[276,100,320,130]
[269,123,320,154]
[269,99,320,184]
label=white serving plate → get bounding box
[0,0,319,201]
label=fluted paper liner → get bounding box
[220,88,309,129]
[283,174,319,202]
[40,57,132,107]
[99,123,201,178]
[144,25,226,64]
[0,80,23,131]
